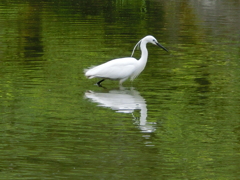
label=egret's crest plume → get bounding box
[131,39,142,57]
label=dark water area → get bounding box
[0,0,240,179]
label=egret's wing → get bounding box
[85,57,137,80]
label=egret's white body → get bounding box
[84,35,168,86]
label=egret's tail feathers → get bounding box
[86,76,95,79]
[84,66,96,78]
[84,66,94,73]
[83,68,88,74]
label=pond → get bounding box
[1,0,240,179]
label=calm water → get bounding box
[1,0,240,179]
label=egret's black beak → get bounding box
[156,42,168,52]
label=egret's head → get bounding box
[131,35,168,57]
[146,35,168,52]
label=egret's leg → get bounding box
[97,79,105,86]
[119,77,128,86]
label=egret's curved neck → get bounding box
[139,40,148,65]
[130,39,149,81]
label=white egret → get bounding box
[84,35,168,86]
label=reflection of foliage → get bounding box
[0,0,240,179]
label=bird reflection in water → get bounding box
[84,87,156,134]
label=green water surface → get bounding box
[0,0,240,179]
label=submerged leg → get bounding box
[96,79,105,86]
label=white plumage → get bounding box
[84,35,168,86]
